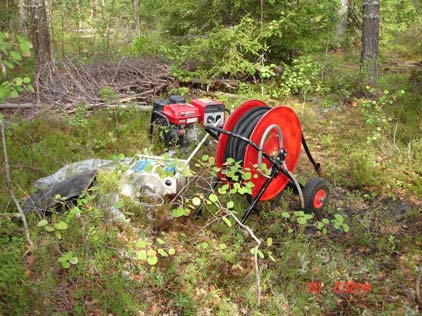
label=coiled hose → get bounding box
[223,106,270,163]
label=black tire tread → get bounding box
[302,177,329,213]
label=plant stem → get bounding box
[230,212,262,306]
[0,119,34,250]
[215,200,262,305]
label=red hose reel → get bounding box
[195,99,329,223]
[216,100,302,200]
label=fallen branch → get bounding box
[0,103,35,109]
[103,105,152,111]
[36,57,175,108]
[0,117,34,250]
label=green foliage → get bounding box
[280,209,350,234]
[0,222,31,315]
[171,16,263,80]
[167,0,337,80]
[0,1,421,314]
[380,0,420,47]
[135,236,176,266]
[99,86,118,105]
[163,0,336,61]
[127,35,164,58]
[58,251,79,269]
[271,56,322,98]
[360,88,405,143]
[331,214,350,232]
[0,32,33,101]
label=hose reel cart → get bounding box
[195,99,329,224]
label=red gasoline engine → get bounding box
[150,97,329,224]
[149,95,225,147]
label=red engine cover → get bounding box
[163,104,200,125]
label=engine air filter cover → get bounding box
[163,104,200,125]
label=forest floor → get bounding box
[0,53,421,315]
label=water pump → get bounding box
[149,95,225,147]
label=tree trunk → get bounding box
[336,0,348,40]
[133,0,141,37]
[27,0,54,73]
[361,0,380,86]
[18,0,27,29]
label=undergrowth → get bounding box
[1,53,421,315]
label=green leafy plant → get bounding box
[172,156,254,219]
[58,251,79,269]
[281,210,350,234]
[360,88,405,143]
[135,237,176,266]
[331,214,350,233]
[36,197,85,270]
[259,64,277,79]
[99,86,118,105]
[67,103,89,128]
[249,237,276,262]
[0,32,34,101]
[271,56,322,98]
[315,218,331,235]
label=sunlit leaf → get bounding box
[168,248,176,255]
[281,212,290,218]
[45,225,55,232]
[54,221,68,230]
[136,240,147,248]
[10,51,21,61]
[222,216,232,227]
[192,197,201,206]
[172,207,186,217]
[37,219,48,227]
[147,256,158,265]
[69,257,78,265]
[147,249,157,257]
[61,261,71,269]
[158,249,168,257]
[226,200,234,209]
[138,250,147,260]
[208,194,218,203]
[342,224,350,232]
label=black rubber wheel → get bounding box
[302,177,329,213]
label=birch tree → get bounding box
[336,0,348,40]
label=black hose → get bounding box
[223,106,270,164]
